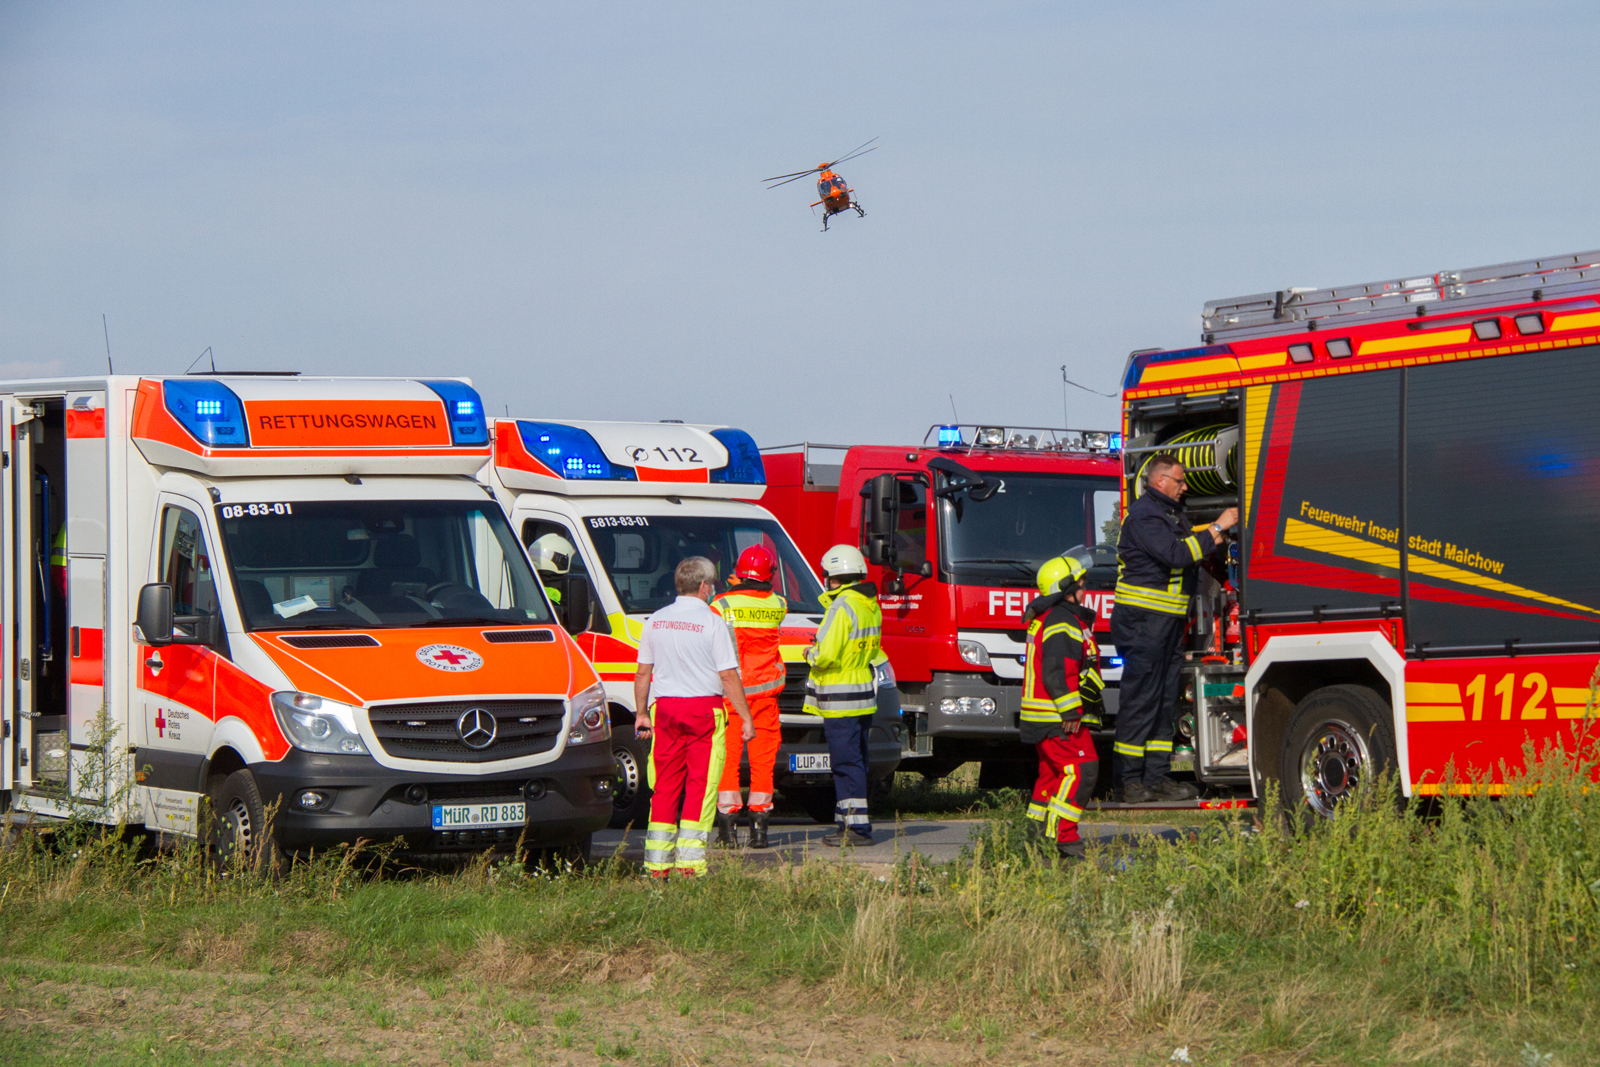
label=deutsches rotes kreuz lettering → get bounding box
[417,644,484,672]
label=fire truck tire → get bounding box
[608,733,652,830]
[1278,684,1397,821]
[205,769,283,877]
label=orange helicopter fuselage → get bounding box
[813,169,853,214]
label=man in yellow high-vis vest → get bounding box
[804,544,881,847]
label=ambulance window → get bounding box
[610,533,649,571]
[159,507,217,623]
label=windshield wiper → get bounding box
[408,616,532,628]
[950,558,1037,576]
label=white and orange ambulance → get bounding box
[479,418,904,828]
[3,374,613,863]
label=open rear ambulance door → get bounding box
[3,399,39,796]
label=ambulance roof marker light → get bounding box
[709,428,765,485]
[420,381,489,446]
[163,379,250,447]
[515,421,635,481]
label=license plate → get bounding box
[789,752,831,772]
[431,801,526,829]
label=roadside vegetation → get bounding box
[3,741,1599,1064]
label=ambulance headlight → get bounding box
[271,692,368,755]
[566,682,611,746]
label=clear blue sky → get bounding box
[3,2,1596,447]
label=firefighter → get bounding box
[804,545,881,847]
[709,545,788,849]
[528,532,573,606]
[634,556,756,878]
[1110,453,1237,803]
[1021,553,1104,860]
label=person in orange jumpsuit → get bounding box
[709,545,788,849]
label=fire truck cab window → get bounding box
[1405,345,1600,647]
[894,478,927,571]
[939,472,1119,588]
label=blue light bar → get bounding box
[937,425,963,447]
[164,380,249,447]
[1108,657,1124,668]
[708,428,765,485]
[421,381,489,446]
[516,421,635,481]
[1109,432,1123,451]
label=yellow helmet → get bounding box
[1035,554,1087,597]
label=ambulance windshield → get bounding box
[583,514,824,616]
[940,472,1121,588]
[217,500,552,630]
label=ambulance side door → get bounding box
[134,496,221,789]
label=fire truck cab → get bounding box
[480,418,904,827]
[1123,249,1600,812]
[759,427,1122,786]
[2,375,615,862]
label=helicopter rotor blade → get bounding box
[825,137,880,168]
[762,165,822,186]
[764,170,822,189]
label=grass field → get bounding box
[3,748,1599,1066]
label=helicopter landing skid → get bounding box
[820,203,866,232]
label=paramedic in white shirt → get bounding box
[633,556,755,878]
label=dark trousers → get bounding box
[823,714,871,833]
[1108,605,1186,786]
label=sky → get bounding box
[3,2,1598,448]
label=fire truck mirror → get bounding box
[136,583,175,647]
[864,473,899,566]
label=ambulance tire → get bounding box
[526,833,592,873]
[205,769,283,877]
[608,734,653,830]
[1278,684,1398,823]
[790,787,840,825]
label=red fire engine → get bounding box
[1123,248,1600,813]
[758,427,1122,785]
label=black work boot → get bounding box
[748,810,770,849]
[1120,781,1156,804]
[1057,839,1087,862]
[713,810,739,849]
[1148,778,1199,801]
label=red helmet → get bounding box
[735,545,776,582]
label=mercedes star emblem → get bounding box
[456,707,498,750]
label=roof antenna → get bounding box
[186,346,216,374]
[102,314,114,374]
[948,393,959,423]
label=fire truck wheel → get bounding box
[1279,684,1397,821]
[205,769,283,877]
[608,734,653,830]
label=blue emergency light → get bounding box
[708,428,765,485]
[422,381,489,445]
[164,380,249,447]
[515,421,635,481]
[937,425,963,447]
[1109,433,1123,451]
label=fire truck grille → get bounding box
[367,700,566,763]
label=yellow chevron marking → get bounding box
[1550,310,1600,332]
[1138,356,1239,385]
[1358,327,1473,356]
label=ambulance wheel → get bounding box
[1279,684,1397,821]
[790,787,839,825]
[205,769,282,876]
[608,734,652,830]
[526,833,592,873]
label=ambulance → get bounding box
[479,418,905,827]
[2,374,614,865]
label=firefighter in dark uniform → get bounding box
[1110,453,1237,803]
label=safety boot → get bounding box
[713,810,739,849]
[1148,778,1199,802]
[1119,781,1156,804]
[1057,839,1087,862]
[748,810,770,849]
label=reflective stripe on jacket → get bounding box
[710,584,788,696]
[1113,486,1220,617]
[1021,608,1083,724]
[803,581,881,718]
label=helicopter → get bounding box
[764,138,878,231]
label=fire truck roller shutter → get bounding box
[1136,425,1239,498]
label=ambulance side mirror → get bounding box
[136,583,174,647]
[862,473,899,567]
[562,578,592,636]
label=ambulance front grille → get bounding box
[366,700,567,763]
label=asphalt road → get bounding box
[593,817,1181,867]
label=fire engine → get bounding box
[478,418,905,827]
[759,427,1122,786]
[1123,248,1600,813]
[2,375,618,864]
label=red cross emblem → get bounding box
[432,649,467,665]
[155,710,167,738]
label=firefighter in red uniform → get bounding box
[709,545,788,849]
[1021,553,1104,861]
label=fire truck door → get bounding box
[134,497,219,781]
[66,391,108,801]
[3,399,41,791]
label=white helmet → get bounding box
[529,533,575,575]
[820,544,868,579]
